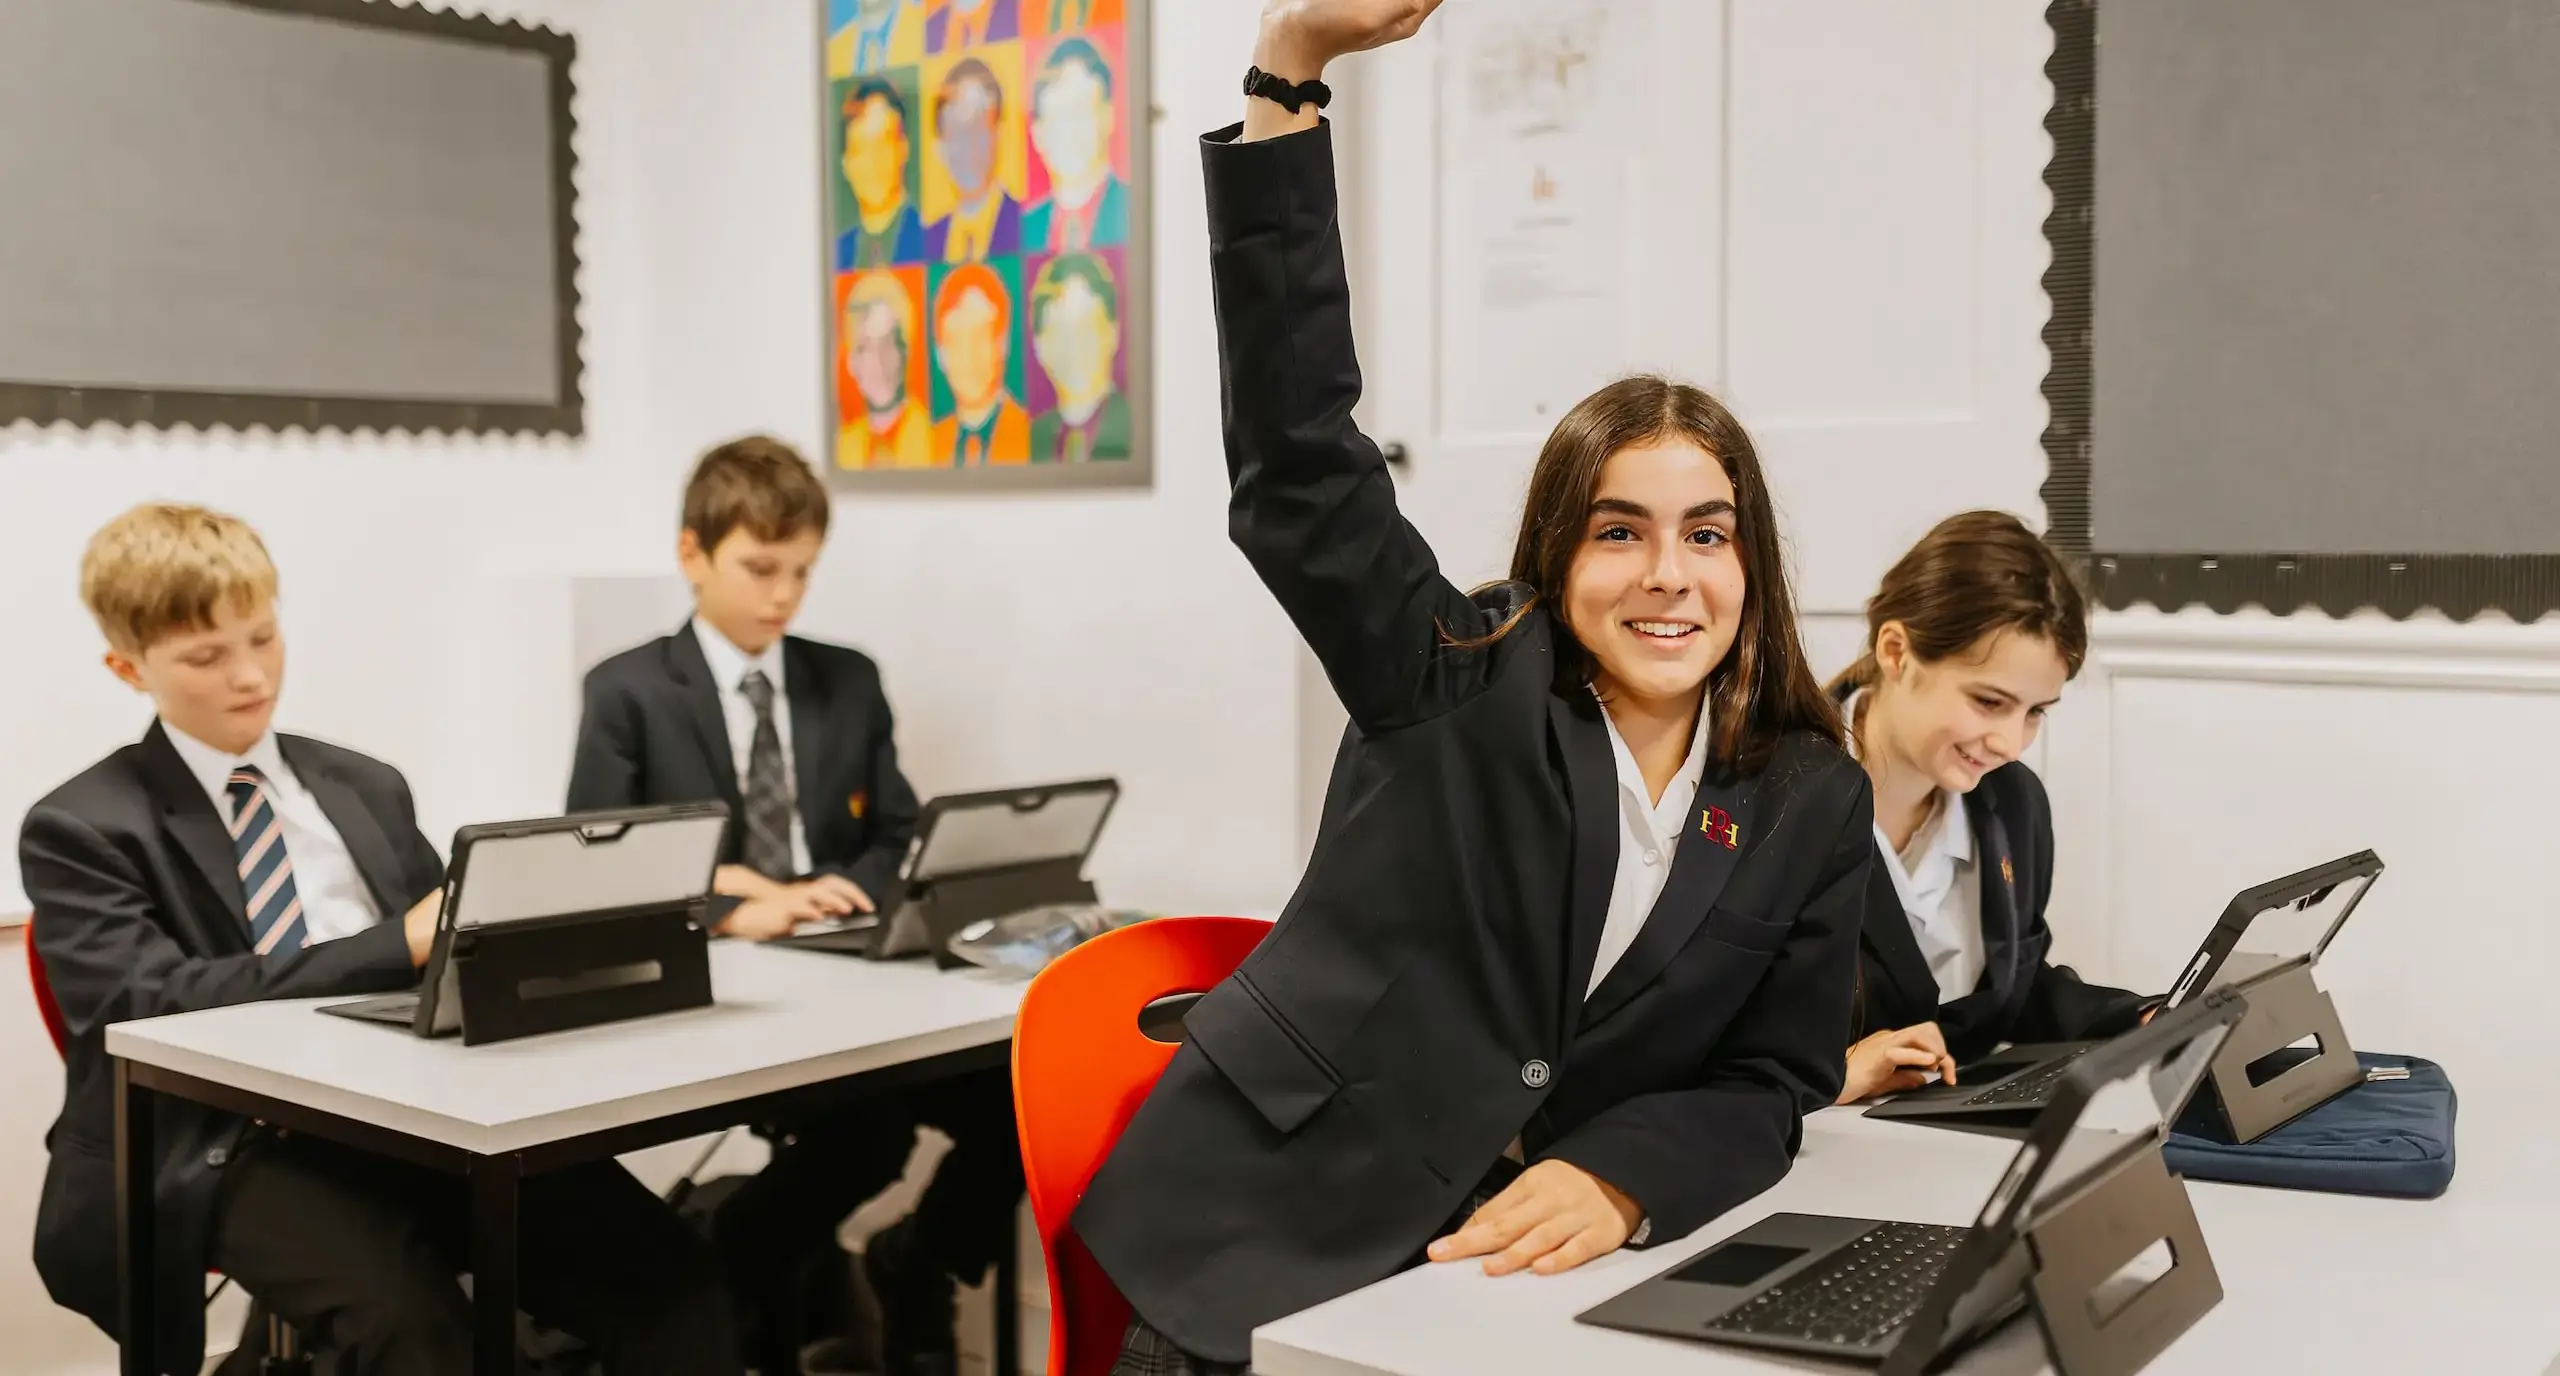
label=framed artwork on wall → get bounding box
[821,0,1151,489]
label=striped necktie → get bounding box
[226,765,308,959]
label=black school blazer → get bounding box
[1852,758,2151,1064]
[1070,122,1875,1366]
[567,625,920,901]
[19,723,443,1371]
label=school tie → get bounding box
[737,670,797,879]
[225,766,307,959]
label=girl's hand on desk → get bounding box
[1839,1022,1958,1104]
[1426,1159,1644,1278]
[801,874,874,915]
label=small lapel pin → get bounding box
[847,791,868,819]
[1700,804,1740,850]
[2000,856,2015,888]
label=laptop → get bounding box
[1578,986,2248,1372]
[1866,849,2380,1124]
[322,803,729,1038]
[779,776,1118,963]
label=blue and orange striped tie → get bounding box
[226,765,307,959]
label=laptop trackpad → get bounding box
[1669,1241,1807,1288]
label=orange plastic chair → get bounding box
[26,924,68,1055]
[1013,915,1270,1376]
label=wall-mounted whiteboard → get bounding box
[0,0,580,435]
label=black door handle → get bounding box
[1382,441,1410,467]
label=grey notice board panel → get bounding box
[2042,0,2560,620]
[0,0,580,435]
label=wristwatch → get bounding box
[1243,65,1332,114]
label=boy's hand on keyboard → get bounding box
[718,889,833,941]
[1426,1160,1643,1277]
[800,874,874,915]
[401,888,446,968]
[1839,1022,1958,1104]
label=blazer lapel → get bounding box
[1859,862,1945,1020]
[280,736,411,917]
[138,723,248,933]
[783,639,835,841]
[665,624,742,809]
[1581,769,1757,1030]
[1547,692,1619,1023]
[1966,790,2029,1003]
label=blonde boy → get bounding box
[23,503,738,1375]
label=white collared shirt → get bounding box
[691,618,813,876]
[1588,696,1715,997]
[1873,789,1987,1004]
[1845,698,1990,1003]
[164,724,383,944]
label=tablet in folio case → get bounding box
[322,803,728,1046]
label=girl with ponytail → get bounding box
[1829,511,2158,1103]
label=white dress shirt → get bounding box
[1873,788,1987,1003]
[165,725,383,944]
[1845,698,1990,1003]
[692,618,813,876]
[1588,696,1715,996]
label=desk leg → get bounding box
[115,1060,156,1376]
[995,1198,1020,1376]
[468,1154,522,1376]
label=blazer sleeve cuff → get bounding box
[1201,119,1336,249]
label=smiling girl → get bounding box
[1829,511,2159,1104]
[1066,3,1877,1372]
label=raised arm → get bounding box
[1209,1,1488,733]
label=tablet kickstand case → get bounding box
[420,805,727,1046]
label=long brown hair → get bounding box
[1827,510,2089,735]
[1464,374,1843,775]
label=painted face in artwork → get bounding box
[1031,52,1112,199]
[937,66,1001,203]
[936,282,1008,411]
[844,94,911,218]
[1032,260,1119,417]
[847,295,909,416]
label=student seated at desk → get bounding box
[1069,4,1876,1372]
[569,437,1022,1376]
[1830,512,2159,1103]
[20,504,739,1376]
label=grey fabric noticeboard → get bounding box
[2042,0,2560,619]
[0,0,580,435]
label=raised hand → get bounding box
[1256,0,1447,78]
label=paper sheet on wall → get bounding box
[1436,0,1645,441]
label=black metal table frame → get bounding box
[115,1039,1019,1375]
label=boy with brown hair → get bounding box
[570,436,1022,1376]
[23,503,740,1376]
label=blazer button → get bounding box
[205,1146,229,1168]
[1521,1059,1551,1089]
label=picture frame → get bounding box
[819,0,1153,490]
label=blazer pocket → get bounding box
[1702,906,1794,957]
[1183,976,1343,1136]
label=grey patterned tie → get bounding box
[737,670,796,878]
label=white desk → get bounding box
[1255,1094,2560,1375]
[107,942,1030,1375]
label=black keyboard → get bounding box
[1705,1221,1969,1349]
[1961,1047,2092,1106]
